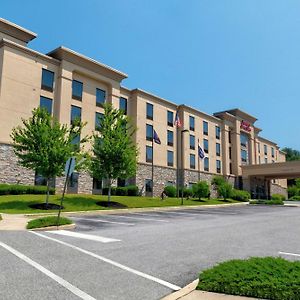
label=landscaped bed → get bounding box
[0,194,242,214]
[197,257,300,300]
[27,216,73,229]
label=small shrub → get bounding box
[102,187,117,196]
[164,186,177,197]
[178,187,193,198]
[231,189,250,201]
[218,183,233,200]
[288,186,299,198]
[197,257,300,300]
[0,184,55,196]
[192,181,210,200]
[271,193,286,201]
[212,176,226,187]
[127,185,139,196]
[116,187,128,196]
[290,195,300,201]
[250,199,284,205]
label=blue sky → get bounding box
[2,0,299,149]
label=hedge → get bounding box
[290,195,300,201]
[164,186,177,197]
[102,185,138,196]
[0,184,55,196]
[231,189,250,201]
[271,193,286,201]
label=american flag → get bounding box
[174,111,182,128]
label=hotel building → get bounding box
[0,18,287,197]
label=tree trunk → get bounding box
[108,179,112,204]
[45,178,50,207]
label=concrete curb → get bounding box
[161,279,260,300]
[23,202,248,218]
[28,223,76,231]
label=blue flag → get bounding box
[153,129,161,144]
[198,144,205,159]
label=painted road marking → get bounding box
[45,230,121,243]
[0,241,96,300]
[31,231,181,291]
[279,251,300,257]
[72,217,135,226]
[187,209,237,215]
[157,211,200,216]
[106,214,169,222]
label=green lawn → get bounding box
[0,194,241,214]
[27,216,73,229]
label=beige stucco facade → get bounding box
[0,18,288,197]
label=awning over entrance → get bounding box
[242,161,300,180]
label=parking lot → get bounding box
[1,204,300,300]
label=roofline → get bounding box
[214,108,257,122]
[257,136,278,146]
[47,46,128,80]
[0,18,37,42]
[0,38,60,65]
[132,88,179,108]
[179,104,222,123]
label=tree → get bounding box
[90,104,138,203]
[11,108,85,206]
[192,181,210,201]
[281,147,300,161]
[218,183,233,200]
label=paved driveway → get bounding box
[0,204,300,300]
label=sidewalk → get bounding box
[162,280,260,300]
[0,213,30,230]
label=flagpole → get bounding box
[152,128,154,198]
[176,126,179,198]
[198,138,200,182]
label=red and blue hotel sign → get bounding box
[240,120,251,132]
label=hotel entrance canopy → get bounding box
[242,161,300,179]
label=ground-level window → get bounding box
[216,160,221,173]
[117,178,126,187]
[69,172,79,188]
[229,162,233,174]
[93,178,102,190]
[34,171,55,188]
[145,179,153,193]
[166,181,175,186]
[189,182,196,189]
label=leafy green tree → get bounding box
[212,175,226,187]
[90,104,138,203]
[192,181,210,200]
[11,108,85,206]
[218,183,233,200]
[281,147,300,161]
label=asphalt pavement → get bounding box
[1,204,300,300]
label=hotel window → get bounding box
[167,150,174,167]
[228,130,232,143]
[167,130,174,146]
[203,139,209,153]
[146,146,153,163]
[72,80,83,101]
[119,97,127,115]
[167,111,174,127]
[240,133,248,147]
[258,143,261,153]
[229,147,232,159]
[203,121,208,135]
[229,162,233,174]
[145,179,153,193]
[41,69,54,92]
[70,105,81,124]
[146,103,153,120]
[215,126,220,139]
[189,116,195,131]
[216,143,221,156]
[265,157,268,164]
[241,149,248,163]
[190,154,196,169]
[204,157,209,172]
[96,88,106,107]
[146,124,153,141]
[259,156,261,164]
[216,160,221,173]
[95,112,104,130]
[93,178,102,190]
[264,145,268,155]
[190,134,195,150]
[40,96,53,115]
[271,147,275,158]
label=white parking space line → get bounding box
[279,251,300,257]
[188,209,238,215]
[31,231,181,291]
[0,241,96,300]
[72,217,135,226]
[129,212,171,217]
[46,230,121,243]
[106,215,169,223]
[157,211,200,217]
